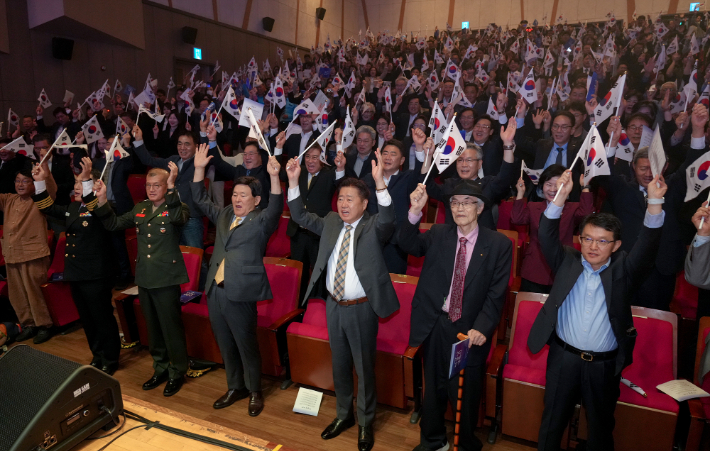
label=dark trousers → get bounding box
[538,339,621,451]
[137,285,188,379]
[420,313,486,451]
[110,229,131,282]
[70,278,120,367]
[207,284,262,392]
[633,266,676,311]
[290,228,320,303]
[326,296,379,426]
[382,241,408,275]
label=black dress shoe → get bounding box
[89,358,102,368]
[15,326,37,342]
[101,363,119,376]
[142,373,169,390]
[248,391,264,416]
[163,377,184,397]
[213,388,249,409]
[33,327,53,344]
[358,425,374,451]
[321,417,356,440]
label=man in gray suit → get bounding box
[191,141,283,417]
[684,202,710,383]
[285,150,399,451]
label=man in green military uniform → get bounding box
[85,162,190,396]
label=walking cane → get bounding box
[454,332,468,451]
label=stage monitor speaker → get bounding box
[316,7,326,20]
[51,38,74,60]
[262,17,275,32]
[182,26,198,44]
[0,345,123,451]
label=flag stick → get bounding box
[552,154,581,203]
[99,136,120,183]
[422,149,440,185]
[40,132,68,165]
[699,190,710,230]
[210,104,224,126]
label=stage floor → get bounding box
[20,326,536,451]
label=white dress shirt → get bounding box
[299,131,314,156]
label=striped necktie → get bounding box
[214,216,243,285]
[332,225,353,301]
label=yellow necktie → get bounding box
[214,217,242,285]
[308,176,312,189]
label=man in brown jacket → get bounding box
[0,166,53,343]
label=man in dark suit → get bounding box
[191,144,283,417]
[92,134,134,289]
[424,119,518,229]
[394,96,425,140]
[270,114,321,162]
[131,125,204,248]
[363,137,424,273]
[207,139,271,209]
[469,116,506,176]
[339,126,377,179]
[286,151,398,451]
[33,158,120,375]
[599,110,708,310]
[400,181,512,451]
[36,106,81,143]
[528,170,666,451]
[86,164,190,397]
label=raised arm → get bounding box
[261,155,285,237]
[191,142,222,224]
[370,149,396,243]
[83,181,136,231]
[285,157,326,236]
[538,170,574,273]
[396,183,433,257]
[206,124,237,180]
[165,161,189,227]
[131,124,169,170]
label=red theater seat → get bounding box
[127,175,147,205]
[287,274,424,409]
[40,233,80,327]
[686,316,710,451]
[265,216,291,258]
[671,271,698,320]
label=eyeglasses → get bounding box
[580,236,615,248]
[412,124,426,130]
[551,124,572,131]
[627,125,644,132]
[458,158,482,164]
[356,138,372,144]
[450,200,479,209]
[473,124,490,130]
[14,179,32,185]
[304,154,321,161]
[145,183,165,190]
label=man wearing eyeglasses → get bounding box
[400,180,512,451]
[85,163,190,397]
[422,120,519,230]
[529,169,667,451]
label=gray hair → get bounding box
[466,142,483,160]
[633,147,649,166]
[356,125,376,142]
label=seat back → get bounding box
[696,317,710,390]
[572,235,582,251]
[48,233,67,277]
[127,174,147,204]
[302,298,328,328]
[378,274,417,343]
[672,271,698,320]
[625,306,677,381]
[405,223,433,277]
[259,258,303,323]
[265,216,291,258]
[497,199,529,237]
[507,292,549,370]
[179,246,203,292]
[435,201,446,224]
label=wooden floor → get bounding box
[17,325,537,451]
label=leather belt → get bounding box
[328,291,369,306]
[554,335,618,362]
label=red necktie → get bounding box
[448,237,467,322]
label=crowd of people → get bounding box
[3,11,710,451]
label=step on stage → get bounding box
[77,396,295,451]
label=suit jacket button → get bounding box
[65,254,68,257]
[148,244,151,248]
[72,255,75,258]
[147,254,151,258]
[148,234,151,237]
[148,224,151,226]
[173,260,176,263]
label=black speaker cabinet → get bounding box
[51,38,74,60]
[316,7,326,20]
[0,345,123,451]
[262,17,275,32]
[182,26,198,44]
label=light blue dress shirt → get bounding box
[543,142,568,169]
[544,202,665,352]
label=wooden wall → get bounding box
[0,0,306,126]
